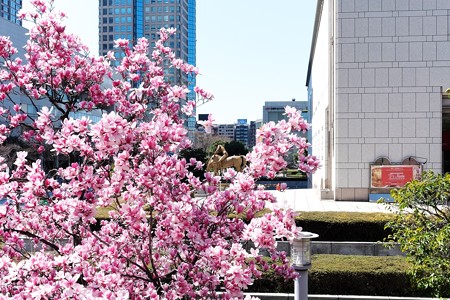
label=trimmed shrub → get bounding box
[309,254,429,297]
[296,211,395,242]
[249,255,431,297]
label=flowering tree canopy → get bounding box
[0,1,320,299]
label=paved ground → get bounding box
[269,189,393,213]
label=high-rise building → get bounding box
[98,0,195,85]
[98,0,197,134]
[1,0,22,25]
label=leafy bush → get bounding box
[296,212,395,242]
[384,171,450,297]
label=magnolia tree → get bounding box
[0,1,319,299]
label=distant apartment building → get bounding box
[217,124,235,141]
[234,119,249,147]
[248,119,262,149]
[262,100,309,124]
[1,0,21,25]
[197,116,261,150]
[308,0,450,201]
[98,0,197,134]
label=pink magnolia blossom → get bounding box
[0,1,320,299]
[181,100,195,116]
[198,114,215,133]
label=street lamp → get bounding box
[291,231,319,300]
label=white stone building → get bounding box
[307,0,450,200]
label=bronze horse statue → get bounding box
[206,154,247,176]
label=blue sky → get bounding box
[22,0,317,124]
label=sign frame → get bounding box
[370,164,422,189]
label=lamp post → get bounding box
[290,231,319,300]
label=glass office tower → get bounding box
[98,0,197,134]
[98,0,195,85]
[1,0,22,25]
[186,0,196,137]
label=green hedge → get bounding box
[295,212,395,242]
[94,210,395,241]
[249,255,432,297]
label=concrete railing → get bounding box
[23,238,403,257]
[252,241,404,257]
[311,241,403,256]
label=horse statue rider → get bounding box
[206,144,247,175]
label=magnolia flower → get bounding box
[198,114,214,133]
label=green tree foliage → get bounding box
[224,140,248,156]
[384,171,450,297]
[206,140,248,157]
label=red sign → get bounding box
[371,165,421,188]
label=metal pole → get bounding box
[294,267,309,300]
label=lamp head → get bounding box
[290,231,319,269]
